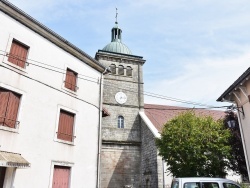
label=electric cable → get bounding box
[0,51,231,109]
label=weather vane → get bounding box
[115,8,118,24]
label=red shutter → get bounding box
[8,40,28,68]
[65,69,77,91]
[5,92,20,128]
[0,90,9,125]
[57,110,74,142]
[52,166,70,188]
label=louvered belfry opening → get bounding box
[57,110,75,142]
[0,88,21,128]
[52,165,70,188]
[65,68,77,91]
[8,40,29,68]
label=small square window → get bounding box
[8,40,29,68]
[65,68,78,92]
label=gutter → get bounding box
[96,68,110,188]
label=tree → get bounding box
[224,111,249,181]
[155,111,232,177]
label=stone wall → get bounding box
[141,120,159,187]
[101,144,141,188]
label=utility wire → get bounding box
[0,51,230,109]
[0,64,99,109]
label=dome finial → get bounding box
[115,8,118,24]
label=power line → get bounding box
[0,64,99,109]
[0,51,229,109]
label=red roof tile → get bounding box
[144,104,226,132]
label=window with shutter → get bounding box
[8,40,29,68]
[57,110,75,142]
[0,89,21,128]
[52,166,70,188]
[65,68,77,91]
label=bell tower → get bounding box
[95,11,145,188]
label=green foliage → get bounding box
[155,111,232,177]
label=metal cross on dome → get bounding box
[115,8,118,24]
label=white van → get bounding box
[171,177,241,188]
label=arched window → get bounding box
[110,64,116,74]
[118,65,124,75]
[118,115,124,128]
[126,66,132,77]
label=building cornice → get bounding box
[95,50,146,65]
[217,67,250,102]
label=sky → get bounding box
[9,0,250,109]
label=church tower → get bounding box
[95,13,145,188]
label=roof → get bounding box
[0,150,30,168]
[102,22,132,55]
[0,0,106,73]
[217,67,250,101]
[102,41,132,55]
[144,104,225,132]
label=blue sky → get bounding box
[10,0,250,108]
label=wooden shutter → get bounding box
[52,166,70,188]
[8,40,28,68]
[0,90,9,125]
[65,69,77,91]
[5,92,20,128]
[57,110,74,142]
[0,89,20,128]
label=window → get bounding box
[65,68,78,92]
[110,64,116,74]
[201,182,219,188]
[0,88,21,128]
[126,66,132,77]
[118,65,124,75]
[52,165,70,188]
[118,115,124,128]
[223,183,240,188]
[184,182,201,188]
[57,110,75,142]
[8,40,29,68]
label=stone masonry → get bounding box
[96,50,145,188]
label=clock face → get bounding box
[115,92,127,104]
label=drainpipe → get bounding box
[236,109,250,182]
[97,68,109,188]
[162,159,165,188]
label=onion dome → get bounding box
[102,21,132,55]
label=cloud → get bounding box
[145,48,250,107]
[8,0,250,110]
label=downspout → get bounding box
[236,108,250,181]
[97,68,109,188]
[162,159,165,188]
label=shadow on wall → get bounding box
[101,116,141,188]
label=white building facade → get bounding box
[0,1,106,187]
